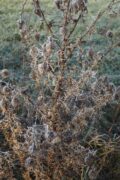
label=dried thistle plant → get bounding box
[0,0,120,179]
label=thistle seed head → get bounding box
[11,96,20,108]
[0,69,10,79]
[2,86,11,95]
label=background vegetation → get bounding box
[0,0,120,84]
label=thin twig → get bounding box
[68,12,82,39]
[103,40,120,57]
[20,0,28,20]
[76,0,120,45]
[33,0,61,48]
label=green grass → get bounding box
[0,0,120,84]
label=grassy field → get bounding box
[0,0,120,84]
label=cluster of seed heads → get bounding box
[69,0,87,13]
[54,0,87,13]
[0,70,22,115]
